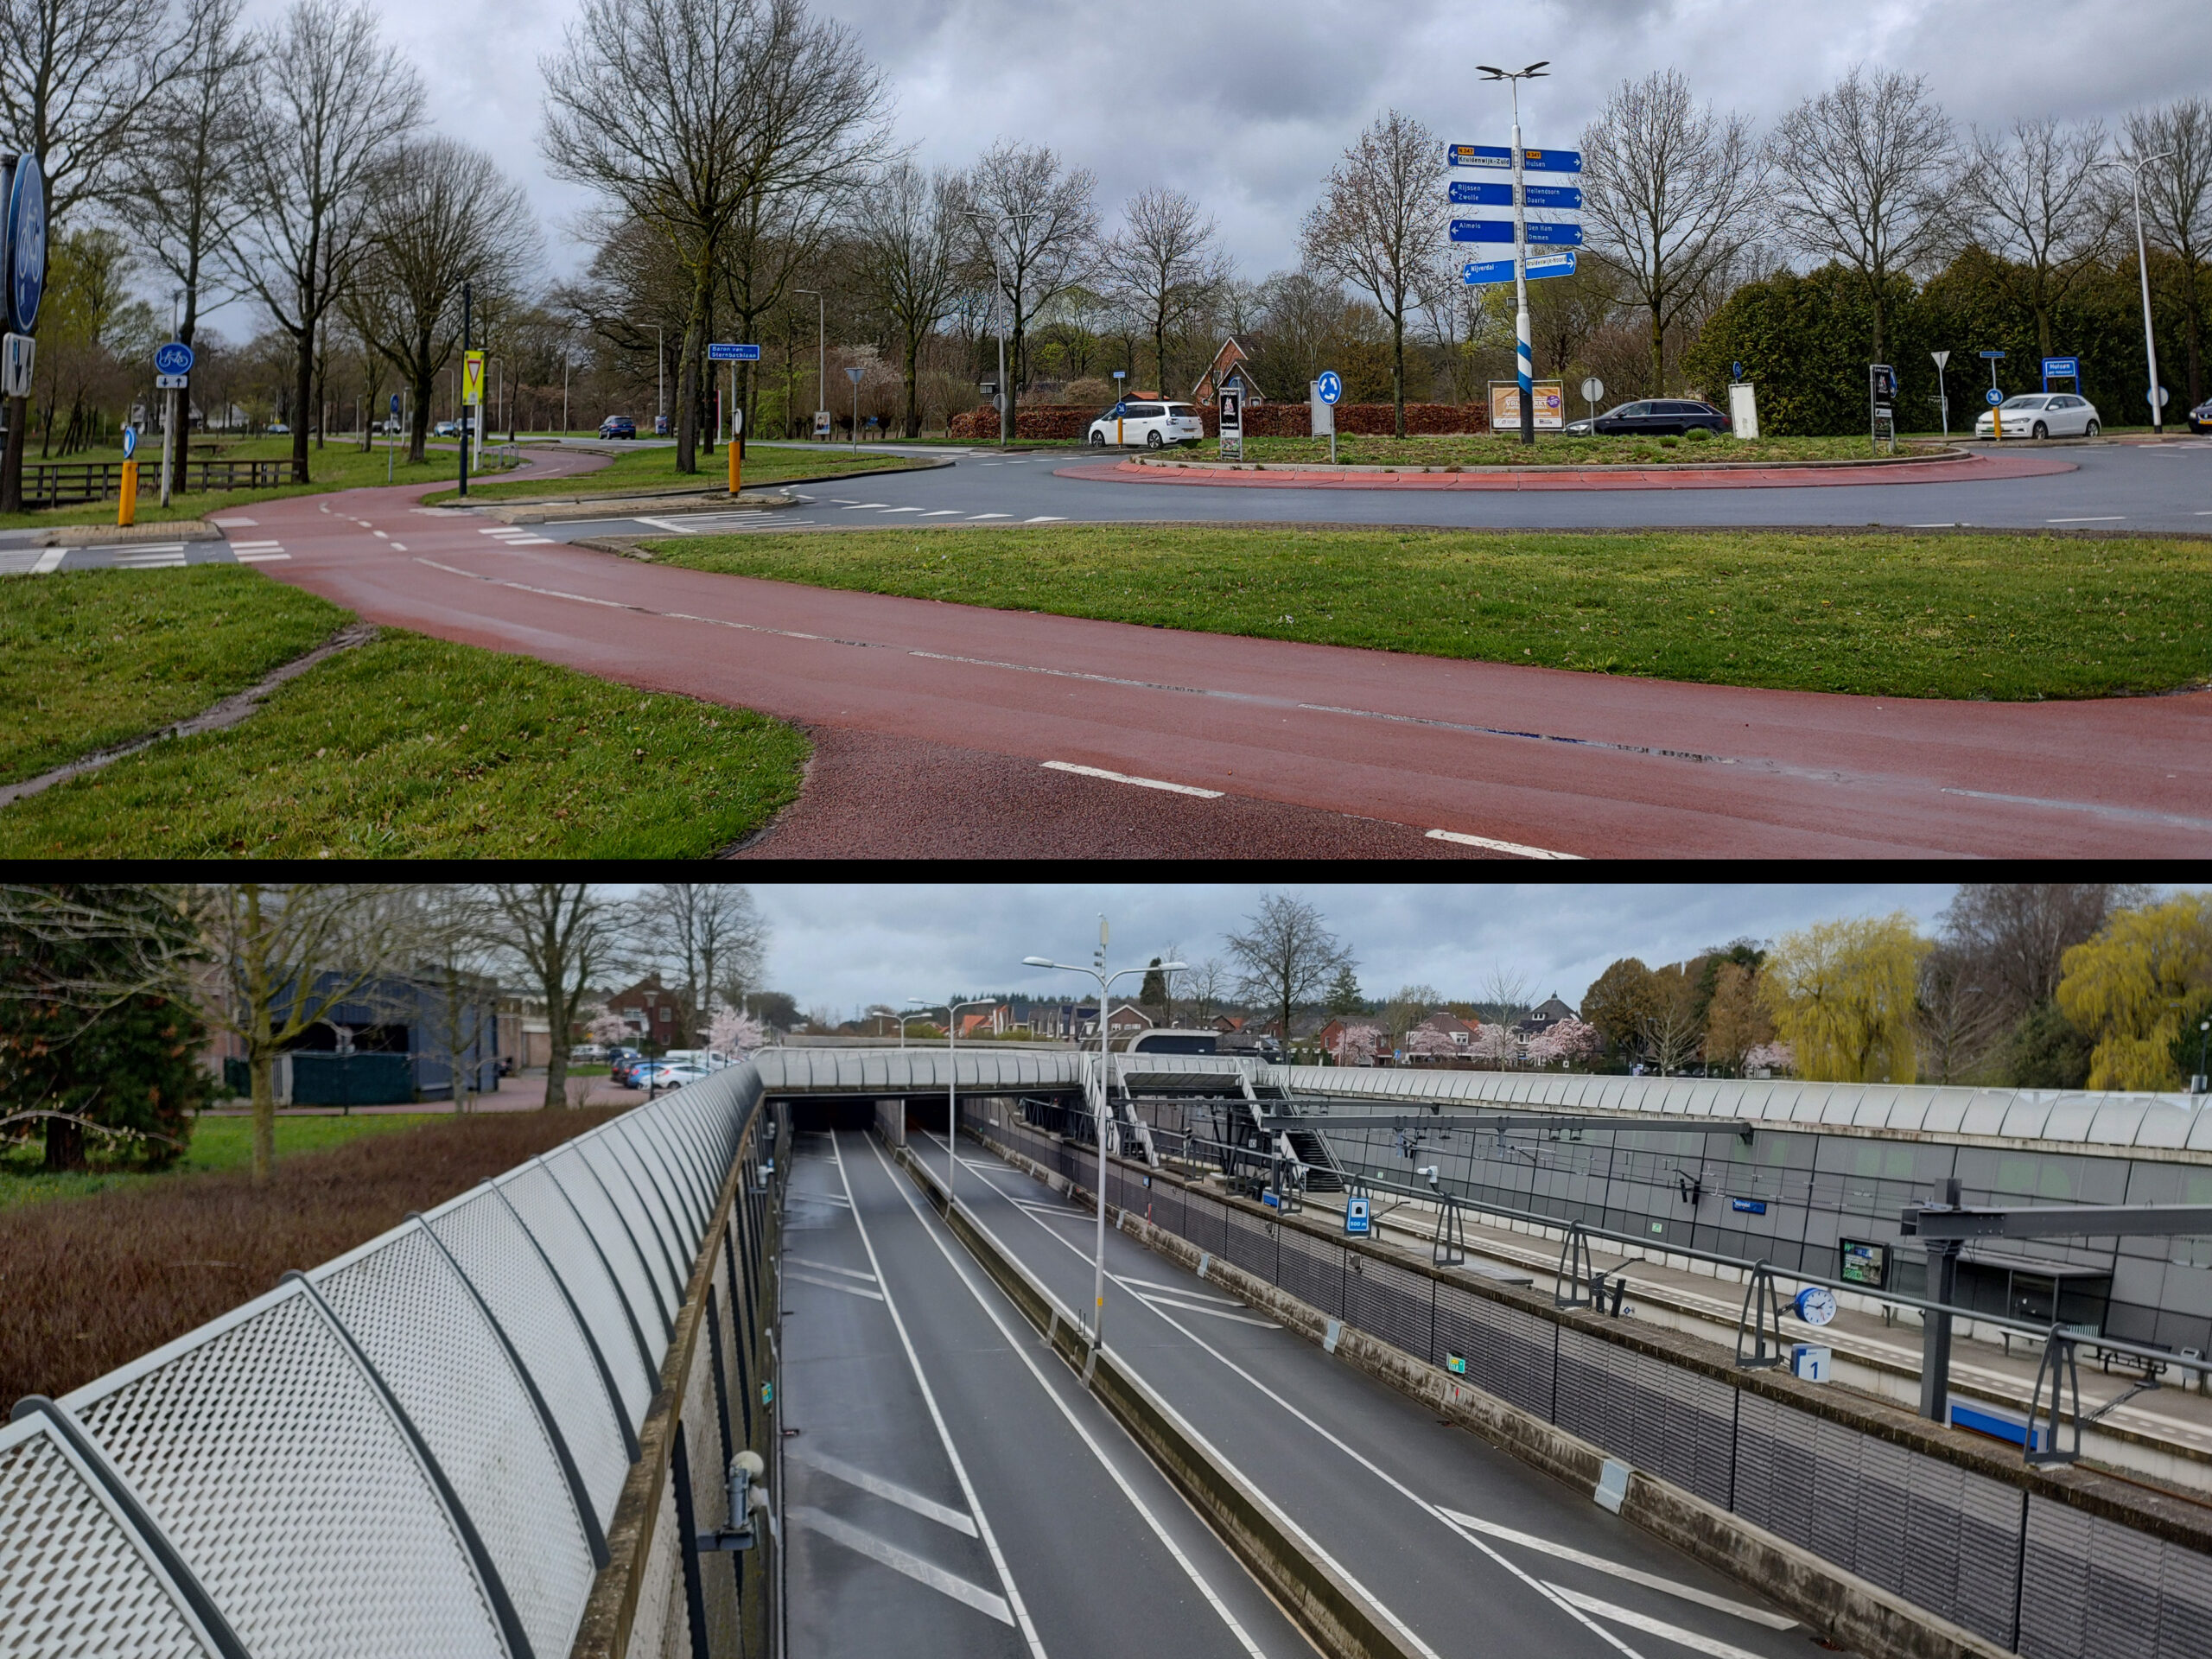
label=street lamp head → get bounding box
[1522,61,1550,76]
[1022,956,1054,968]
[1477,65,1505,78]
[1158,962,1188,973]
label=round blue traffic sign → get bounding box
[1985,387,2004,406]
[121,425,137,459]
[389,392,401,415]
[1317,371,1343,405]
[6,154,45,334]
[154,340,194,376]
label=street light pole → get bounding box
[1478,61,1551,448]
[965,211,1036,448]
[1025,928,1185,1356]
[2114,150,2176,433]
[911,996,995,1205]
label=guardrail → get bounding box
[979,1106,2212,1659]
[0,1067,786,1659]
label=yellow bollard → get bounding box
[117,459,137,527]
[728,436,743,494]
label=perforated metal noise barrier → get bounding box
[0,1066,766,1659]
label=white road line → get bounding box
[2046,516,2124,523]
[787,1268,886,1300]
[830,1136,1049,1659]
[1023,516,1067,523]
[1906,522,1963,528]
[841,502,891,510]
[1426,827,1581,861]
[388,543,408,551]
[977,1150,1649,1659]
[1135,1292,1281,1329]
[229,541,283,550]
[789,1506,1013,1625]
[633,517,700,534]
[233,552,292,563]
[965,512,1010,519]
[790,1189,851,1208]
[921,509,961,516]
[30,548,65,574]
[1440,1510,1796,1628]
[497,536,553,545]
[787,1446,978,1535]
[372,530,389,538]
[1544,1586,1765,1659]
[785,1255,878,1283]
[1109,1274,1249,1308]
[880,505,924,513]
[480,526,528,536]
[862,1135,1273,1659]
[1042,760,1224,798]
[207,517,257,526]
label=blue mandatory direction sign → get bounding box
[1316,370,1343,405]
[121,425,136,459]
[154,340,194,377]
[1447,143,1583,174]
[5,153,45,334]
[1451,219,1583,246]
[1986,387,2005,406]
[1448,179,1583,210]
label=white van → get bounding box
[1088,401,1205,449]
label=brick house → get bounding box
[1191,337,1266,408]
[606,973,685,1048]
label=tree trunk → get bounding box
[409,369,434,466]
[1391,308,1406,439]
[42,1113,85,1173]
[290,334,313,483]
[542,963,570,1109]
[677,269,709,474]
[1650,306,1666,399]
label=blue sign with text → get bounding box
[1448,180,1584,209]
[1732,1198,1769,1215]
[1451,219,1583,246]
[1463,251,1577,287]
[1344,1196,1371,1236]
[1448,143,1583,174]
[709,342,762,362]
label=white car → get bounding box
[1974,392,2101,440]
[1087,400,1205,449]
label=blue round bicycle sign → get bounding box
[6,154,45,334]
[1317,371,1343,405]
[155,340,194,376]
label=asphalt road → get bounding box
[900,1126,1818,1659]
[783,1128,1308,1659]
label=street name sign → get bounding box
[708,342,762,362]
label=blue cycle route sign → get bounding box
[5,153,45,334]
[1448,143,1582,174]
[1316,371,1343,405]
[1450,219,1583,246]
[155,341,194,377]
[1449,180,1583,209]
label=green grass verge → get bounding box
[421,442,928,504]
[0,571,809,856]
[0,1113,444,1210]
[0,435,517,530]
[0,564,348,785]
[648,524,2212,701]
[1220,433,1942,467]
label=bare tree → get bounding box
[1637,963,1706,1075]
[1956,118,2113,360]
[402,887,505,1113]
[193,882,420,1182]
[1767,66,1960,360]
[491,883,626,1108]
[346,137,538,464]
[226,0,422,485]
[1915,942,2012,1084]
[1938,883,2147,1021]
[1101,186,1230,402]
[640,884,766,1042]
[0,0,210,508]
[1183,957,1230,1027]
[542,0,891,474]
[1224,894,1355,1043]
[1581,68,1767,397]
[1478,964,1533,1028]
[1300,109,1444,437]
[954,140,1100,442]
[2126,99,2212,404]
[852,162,961,437]
[112,0,257,499]
[1382,983,1443,1047]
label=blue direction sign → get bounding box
[708,342,761,362]
[1316,370,1343,405]
[5,153,45,334]
[1986,387,2005,406]
[1463,251,1577,287]
[1450,219,1583,246]
[154,340,194,377]
[1447,143,1582,174]
[2043,356,2079,378]
[1448,180,1583,209]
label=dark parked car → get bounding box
[2190,398,2212,434]
[599,416,637,439]
[1590,398,1729,437]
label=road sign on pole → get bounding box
[3,153,46,335]
[1580,375,1604,427]
[1463,251,1575,286]
[1316,371,1342,405]
[1448,179,1583,209]
[154,372,187,390]
[1930,351,1951,438]
[707,342,760,362]
[155,341,194,377]
[1986,387,2005,405]
[1450,219,1582,245]
[1447,143,1582,173]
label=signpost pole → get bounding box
[1931,350,1950,441]
[1510,85,1534,448]
[458,283,471,499]
[158,387,175,510]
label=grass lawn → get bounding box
[650,524,2212,702]
[0,564,347,785]
[421,441,932,504]
[1211,433,1944,467]
[0,435,518,531]
[0,1113,444,1211]
[0,568,809,856]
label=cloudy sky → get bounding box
[209,0,2212,336]
[743,883,1959,1020]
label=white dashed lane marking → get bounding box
[1041,760,1224,798]
[1425,828,1578,860]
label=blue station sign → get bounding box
[1449,180,1583,210]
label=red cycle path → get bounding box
[1062,452,2077,490]
[245,471,2212,861]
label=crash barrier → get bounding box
[979,1112,2212,1659]
[0,1066,786,1659]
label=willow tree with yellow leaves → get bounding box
[1758,912,1929,1084]
[2054,893,2212,1090]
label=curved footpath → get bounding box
[237,470,2212,861]
[1060,450,2079,491]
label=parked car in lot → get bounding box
[1588,399,1729,437]
[1087,400,1205,448]
[635,1062,708,1090]
[599,416,637,439]
[1974,392,2100,440]
[2188,397,2212,434]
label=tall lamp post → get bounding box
[1024,925,1185,1354]
[909,996,996,1204]
[1476,60,1551,448]
[2105,149,2176,433]
[965,210,1036,448]
[795,288,825,439]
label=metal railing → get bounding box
[0,1067,785,1659]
